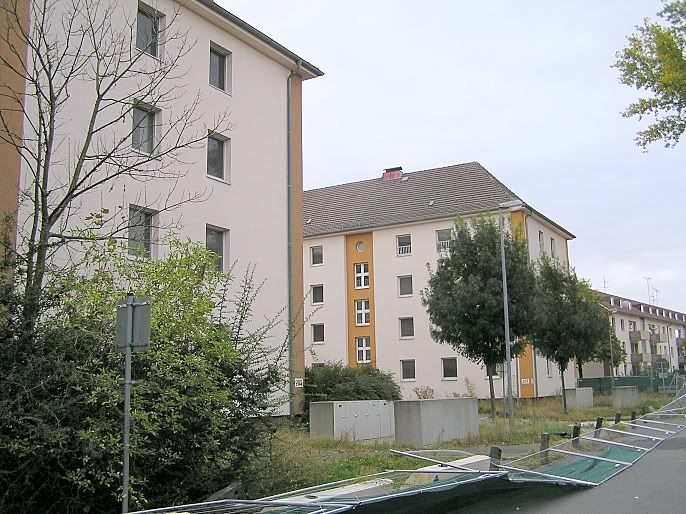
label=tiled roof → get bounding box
[303,162,573,238]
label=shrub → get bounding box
[303,363,401,418]
[0,240,287,513]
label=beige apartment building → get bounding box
[302,162,577,400]
[585,293,686,377]
[0,0,322,415]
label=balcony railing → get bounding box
[436,240,451,252]
[650,332,668,343]
[397,245,412,255]
[629,330,650,342]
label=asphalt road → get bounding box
[445,428,686,514]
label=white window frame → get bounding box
[209,42,232,94]
[128,205,157,258]
[399,317,414,339]
[206,132,230,182]
[312,323,325,344]
[441,357,458,380]
[132,104,157,155]
[356,336,371,364]
[355,299,370,326]
[396,234,412,256]
[354,263,369,289]
[538,230,544,254]
[436,229,451,252]
[310,284,324,305]
[136,3,162,58]
[205,224,227,271]
[550,237,556,259]
[400,359,416,381]
[398,275,413,297]
[310,245,323,266]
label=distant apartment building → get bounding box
[303,162,576,400]
[584,293,686,377]
[0,0,322,415]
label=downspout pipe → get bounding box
[287,59,303,418]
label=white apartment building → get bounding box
[1,0,322,415]
[584,293,686,377]
[303,163,576,400]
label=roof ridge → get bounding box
[305,161,485,193]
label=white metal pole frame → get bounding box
[498,200,522,429]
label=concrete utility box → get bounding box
[394,398,478,447]
[566,387,593,409]
[612,386,640,409]
[309,400,395,441]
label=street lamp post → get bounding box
[498,199,524,429]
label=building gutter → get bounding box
[287,59,302,417]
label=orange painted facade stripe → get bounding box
[345,233,376,367]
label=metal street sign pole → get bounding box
[116,294,151,513]
[122,294,133,514]
[499,212,514,429]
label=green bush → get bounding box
[303,363,401,418]
[0,240,287,513]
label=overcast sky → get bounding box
[221,0,685,312]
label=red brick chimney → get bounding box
[382,166,403,181]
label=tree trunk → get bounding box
[560,368,568,414]
[487,368,496,419]
[577,360,584,379]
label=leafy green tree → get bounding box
[593,332,628,376]
[421,217,536,418]
[530,258,609,412]
[615,0,686,148]
[0,240,288,512]
[303,363,401,418]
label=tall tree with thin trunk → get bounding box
[0,0,231,335]
[530,257,608,413]
[422,217,536,418]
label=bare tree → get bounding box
[0,0,231,334]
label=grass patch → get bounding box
[478,392,672,421]
[243,392,675,498]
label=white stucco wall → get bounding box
[17,0,313,414]
[18,0,294,327]
[525,215,569,268]
[303,235,348,365]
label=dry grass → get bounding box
[244,392,675,498]
[478,392,671,421]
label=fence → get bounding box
[578,376,659,394]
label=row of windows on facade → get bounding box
[308,231,452,268]
[310,274,413,307]
[311,316,415,348]
[629,341,675,356]
[399,358,458,381]
[611,317,682,338]
[310,231,560,267]
[608,296,686,323]
[132,110,230,179]
[134,5,232,180]
[137,5,231,92]
[128,206,226,270]
[537,230,557,259]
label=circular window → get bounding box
[356,241,365,253]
